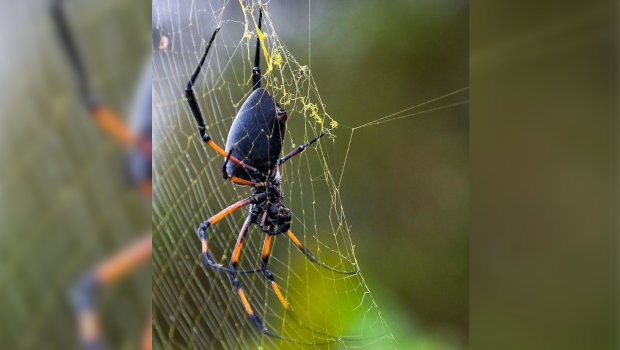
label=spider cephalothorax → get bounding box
[185,7,361,346]
[251,182,292,235]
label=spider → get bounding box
[52,0,152,348]
[185,8,362,346]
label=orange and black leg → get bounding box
[257,234,365,342]
[184,28,266,183]
[90,106,152,157]
[198,194,267,274]
[52,0,151,159]
[220,147,256,186]
[259,234,290,310]
[226,230,337,345]
[286,230,360,275]
[141,315,152,350]
[228,215,255,272]
[71,235,152,350]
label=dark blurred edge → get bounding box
[471,0,617,349]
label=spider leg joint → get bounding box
[262,269,274,280]
[70,272,100,311]
[197,222,211,239]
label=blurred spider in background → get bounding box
[52,0,152,349]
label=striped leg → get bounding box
[91,106,152,157]
[226,231,337,345]
[286,230,360,275]
[259,234,365,342]
[184,28,265,183]
[198,194,266,274]
[71,235,152,350]
[260,235,289,309]
[141,316,152,350]
[228,215,253,271]
[220,147,256,186]
[52,0,151,159]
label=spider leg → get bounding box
[227,213,254,271]
[286,230,360,275]
[221,147,234,180]
[141,315,152,350]
[277,125,335,166]
[198,194,267,274]
[184,28,266,182]
[71,235,152,349]
[51,0,151,158]
[219,147,255,186]
[226,230,338,345]
[258,235,366,342]
[91,106,152,157]
[51,0,90,103]
[260,234,303,312]
[251,7,263,91]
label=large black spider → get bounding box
[185,8,361,346]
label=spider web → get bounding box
[151,1,403,349]
[0,0,151,348]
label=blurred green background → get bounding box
[329,3,465,349]
[281,0,469,347]
[471,1,616,350]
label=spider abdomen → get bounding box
[225,88,287,181]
